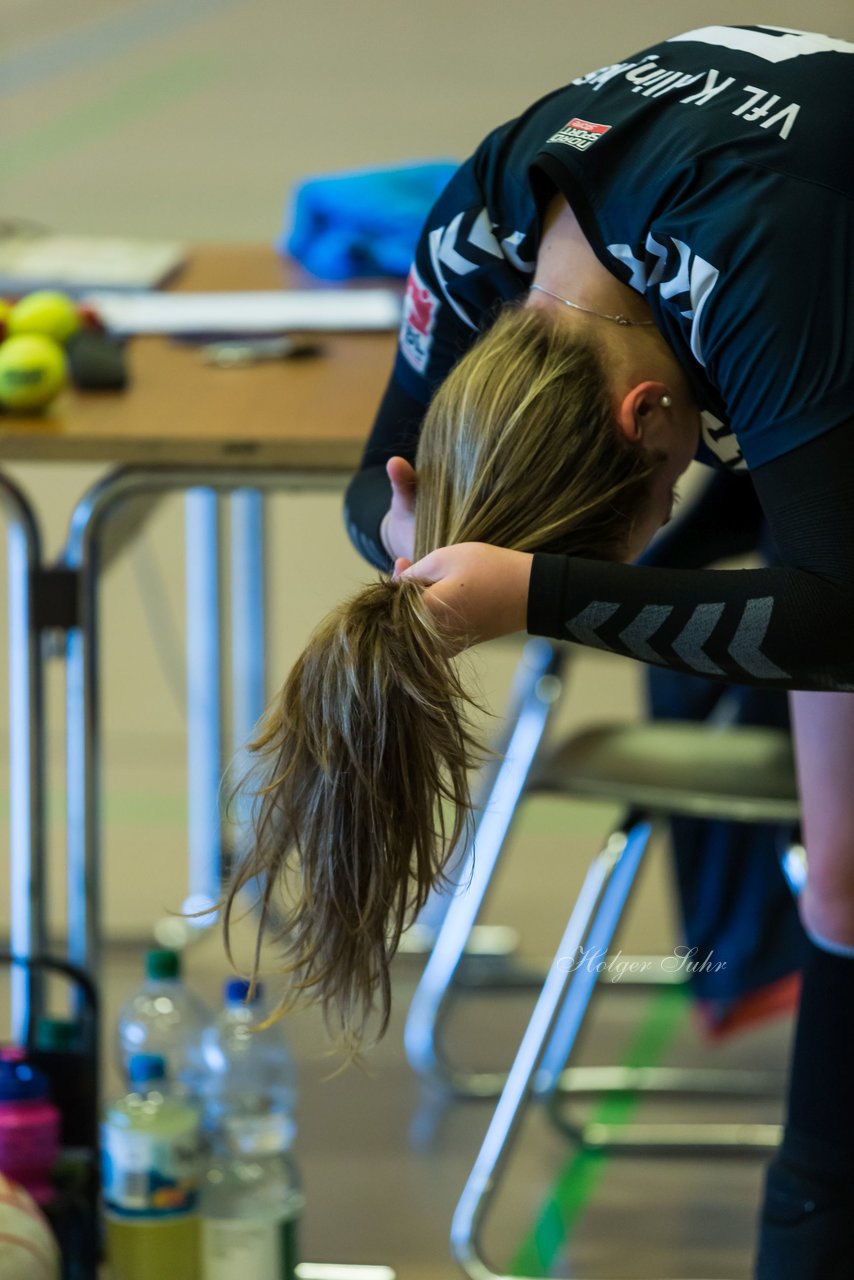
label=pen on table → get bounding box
[201,336,326,368]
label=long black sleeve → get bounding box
[342,375,426,571]
[527,421,854,692]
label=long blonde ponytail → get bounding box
[223,302,663,1048]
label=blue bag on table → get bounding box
[280,162,457,280]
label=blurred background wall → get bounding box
[2,0,852,941]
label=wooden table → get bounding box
[0,244,399,1037]
[0,244,398,466]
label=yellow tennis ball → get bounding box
[0,334,67,411]
[0,299,12,337]
[8,290,81,344]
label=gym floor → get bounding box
[3,2,851,1276]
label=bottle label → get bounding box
[101,1124,201,1218]
[201,1216,298,1279]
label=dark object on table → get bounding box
[66,329,129,391]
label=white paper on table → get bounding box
[0,234,186,292]
[83,289,403,337]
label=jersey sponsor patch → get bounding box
[547,117,612,151]
[400,264,438,374]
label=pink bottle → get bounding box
[0,1060,60,1205]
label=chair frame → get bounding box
[429,652,803,1277]
[405,644,798,1156]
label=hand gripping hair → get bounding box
[222,302,663,1053]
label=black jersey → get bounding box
[394,24,853,473]
[345,26,854,692]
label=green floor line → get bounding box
[510,984,690,1276]
[0,51,223,181]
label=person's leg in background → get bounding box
[644,468,805,1034]
[647,663,804,1031]
[756,690,854,1278]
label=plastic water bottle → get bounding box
[101,1053,203,1280]
[199,979,297,1138]
[116,949,212,1095]
[199,1111,302,1279]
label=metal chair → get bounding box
[405,636,801,1144]
[449,716,802,1279]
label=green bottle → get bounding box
[102,1053,203,1280]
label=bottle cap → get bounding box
[0,1059,50,1102]
[34,1017,80,1052]
[146,949,180,980]
[224,978,263,1004]
[128,1053,166,1085]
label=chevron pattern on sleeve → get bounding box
[564,594,791,681]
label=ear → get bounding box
[615,380,670,444]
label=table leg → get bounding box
[183,490,223,924]
[227,489,267,854]
[62,465,347,983]
[65,529,101,994]
[0,473,47,1040]
[230,489,267,742]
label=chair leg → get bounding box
[550,1066,783,1156]
[408,637,566,947]
[543,835,803,1155]
[548,920,793,1156]
[780,840,807,896]
[403,639,566,1095]
[451,821,652,1279]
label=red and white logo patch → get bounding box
[400,264,438,374]
[547,117,612,151]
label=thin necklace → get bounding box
[530,282,655,327]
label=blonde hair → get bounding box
[223,302,663,1049]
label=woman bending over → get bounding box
[228,25,854,1279]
